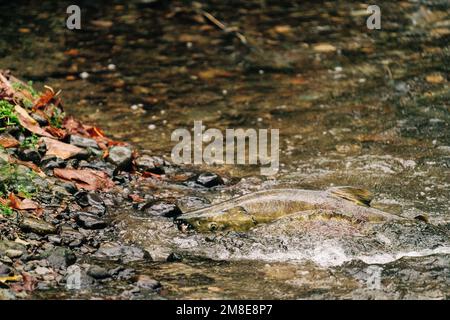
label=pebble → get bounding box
[40,247,77,269]
[190,172,224,188]
[75,212,107,230]
[5,249,23,259]
[107,146,133,170]
[135,275,161,290]
[19,217,57,235]
[80,72,90,79]
[148,124,156,130]
[87,265,110,279]
[93,245,152,263]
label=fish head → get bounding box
[175,206,256,232]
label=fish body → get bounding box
[176,187,403,232]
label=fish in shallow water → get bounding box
[175,187,404,232]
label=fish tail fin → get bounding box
[327,186,373,207]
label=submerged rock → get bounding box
[39,247,77,269]
[93,245,152,263]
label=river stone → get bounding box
[69,135,99,149]
[17,148,41,164]
[135,275,161,290]
[190,172,224,188]
[0,240,26,256]
[19,217,57,235]
[93,245,152,263]
[134,155,165,174]
[74,191,106,215]
[87,265,110,279]
[137,200,182,218]
[65,265,94,290]
[40,247,77,269]
[107,146,133,170]
[0,263,12,275]
[5,249,23,259]
[75,212,107,229]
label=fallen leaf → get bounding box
[8,156,46,177]
[44,126,67,139]
[33,89,55,110]
[128,194,145,203]
[64,49,80,56]
[273,25,292,34]
[0,275,22,283]
[54,168,115,191]
[14,105,54,138]
[8,193,39,211]
[41,137,84,160]
[91,20,113,28]
[0,133,20,148]
[425,74,445,84]
[198,68,233,80]
[313,43,337,53]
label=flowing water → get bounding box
[0,0,449,299]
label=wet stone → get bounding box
[40,247,76,269]
[40,156,65,171]
[19,217,57,235]
[166,252,183,262]
[69,135,99,149]
[74,191,106,215]
[188,172,224,188]
[0,263,12,275]
[107,146,133,170]
[87,265,110,279]
[17,148,41,164]
[75,212,107,230]
[134,155,166,174]
[137,200,183,218]
[59,225,86,245]
[93,245,152,263]
[135,275,161,290]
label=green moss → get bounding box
[0,203,13,216]
[0,100,20,130]
[20,134,39,149]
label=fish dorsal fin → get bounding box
[328,186,373,207]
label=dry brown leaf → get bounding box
[14,105,54,138]
[54,168,115,191]
[41,137,84,160]
[425,74,445,84]
[8,193,39,211]
[198,68,233,80]
[0,133,20,148]
[313,43,337,53]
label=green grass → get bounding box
[0,100,20,130]
[0,203,13,216]
[20,134,39,149]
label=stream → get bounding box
[0,0,449,299]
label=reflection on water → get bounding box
[1,0,449,299]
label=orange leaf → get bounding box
[14,105,54,138]
[41,137,84,160]
[33,89,55,110]
[8,193,39,211]
[0,134,20,148]
[53,168,115,191]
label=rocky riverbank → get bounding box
[0,70,224,299]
